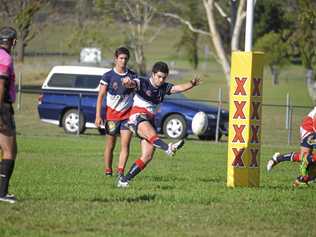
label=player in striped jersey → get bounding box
[95,47,137,177]
[117,61,201,187]
[267,107,316,186]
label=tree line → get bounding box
[0,0,315,100]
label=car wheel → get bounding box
[162,114,187,139]
[62,109,85,134]
[198,131,222,141]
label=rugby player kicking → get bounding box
[117,61,200,187]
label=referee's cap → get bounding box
[0,26,17,43]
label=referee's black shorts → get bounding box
[0,103,16,135]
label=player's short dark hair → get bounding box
[114,47,130,59]
[152,61,169,74]
[0,26,17,44]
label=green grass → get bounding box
[1,134,316,237]
[1,91,316,237]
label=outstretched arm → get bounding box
[170,77,201,94]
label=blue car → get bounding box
[154,93,228,140]
[37,66,228,140]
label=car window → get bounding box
[74,75,102,89]
[47,73,102,89]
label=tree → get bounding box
[176,28,199,69]
[0,0,46,62]
[289,0,316,102]
[66,20,117,58]
[163,0,247,88]
[254,32,289,85]
[76,0,93,28]
[253,0,287,41]
[252,0,291,86]
[174,0,204,70]
[95,0,165,75]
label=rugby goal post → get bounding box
[227,0,264,187]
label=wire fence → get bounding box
[16,79,312,147]
[193,91,311,146]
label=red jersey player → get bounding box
[267,107,316,186]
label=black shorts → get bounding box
[126,113,155,137]
[0,103,16,134]
[301,133,316,149]
[105,119,129,136]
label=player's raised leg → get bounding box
[267,151,301,171]
[137,120,184,156]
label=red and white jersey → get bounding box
[100,68,137,121]
[130,77,173,118]
[300,107,316,139]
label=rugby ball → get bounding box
[192,111,208,136]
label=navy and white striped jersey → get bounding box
[130,77,174,118]
[100,68,137,121]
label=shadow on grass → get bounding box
[198,177,223,183]
[156,185,175,190]
[185,137,228,143]
[91,194,157,203]
[262,183,315,190]
[144,175,186,182]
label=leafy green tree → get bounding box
[174,0,203,70]
[66,18,118,59]
[292,0,316,70]
[254,32,289,85]
[95,0,165,75]
[64,0,120,63]
[176,29,199,69]
[163,0,248,87]
[289,0,316,101]
[75,0,93,28]
[0,0,46,62]
[253,0,288,41]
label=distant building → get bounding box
[80,48,101,64]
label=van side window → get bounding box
[47,73,102,89]
[47,74,76,88]
[74,75,101,89]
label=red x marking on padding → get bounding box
[251,125,260,143]
[251,102,260,120]
[232,124,246,143]
[252,78,261,96]
[233,101,246,119]
[250,149,259,167]
[232,148,245,167]
[234,77,247,96]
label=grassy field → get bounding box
[1,132,316,237]
[0,88,316,237]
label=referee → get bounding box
[0,26,18,204]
